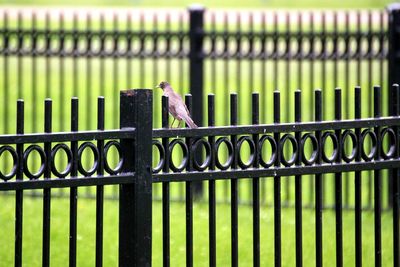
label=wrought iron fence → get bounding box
[1,5,400,207]
[0,87,399,266]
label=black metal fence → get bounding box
[0,87,399,266]
[1,5,400,206]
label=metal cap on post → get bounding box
[119,89,152,267]
[189,5,205,196]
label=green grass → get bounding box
[0,187,395,267]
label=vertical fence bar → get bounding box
[392,84,400,267]
[189,5,204,196]
[69,97,78,267]
[252,93,260,267]
[388,4,400,105]
[42,99,52,267]
[185,94,194,267]
[308,12,315,207]
[294,90,302,267]
[208,94,216,267]
[119,89,152,266]
[15,100,24,267]
[3,11,8,135]
[344,12,350,209]
[284,12,290,207]
[354,86,362,267]
[31,13,37,134]
[162,96,170,267]
[315,89,323,267]
[387,3,400,211]
[334,88,343,267]
[230,93,238,267]
[96,97,105,267]
[374,86,382,267]
[273,91,281,267]
[188,5,204,128]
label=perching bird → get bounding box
[156,81,198,128]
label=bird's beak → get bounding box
[155,84,160,89]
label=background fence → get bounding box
[0,5,400,208]
[0,88,399,266]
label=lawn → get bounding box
[0,183,395,267]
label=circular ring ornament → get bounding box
[279,134,298,167]
[168,139,188,172]
[152,140,165,173]
[341,130,358,163]
[236,136,256,169]
[259,135,277,168]
[51,143,73,178]
[78,142,99,176]
[104,141,123,174]
[215,137,234,170]
[380,128,396,159]
[301,133,319,165]
[321,132,339,163]
[360,129,377,161]
[0,146,18,181]
[23,145,46,179]
[191,138,211,171]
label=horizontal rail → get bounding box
[152,160,400,182]
[0,172,135,190]
[0,128,135,144]
[153,117,400,138]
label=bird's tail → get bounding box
[182,114,198,128]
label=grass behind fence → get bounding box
[0,188,395,267]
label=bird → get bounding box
[155,81,198,129]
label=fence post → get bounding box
[189,5,205,196]
[119,89,153,267]
[388,3,400,208]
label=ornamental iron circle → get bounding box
[321,132,339,163]
[341,130,357,163]
[237,136,256,169]
[51,143,73,178]
[23,145,46,179]
[78,142,99,176]
[360,129,377,161]
[191,138,211,171]
[215,137,234,170]
[279,134,298,167]
[0,146,18,181]
[258,135,277,168]
[104,141,123,175]
[168,139,188,172]
[301,133,319,165]
[152,140,165,174]
[380,128,396,159]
